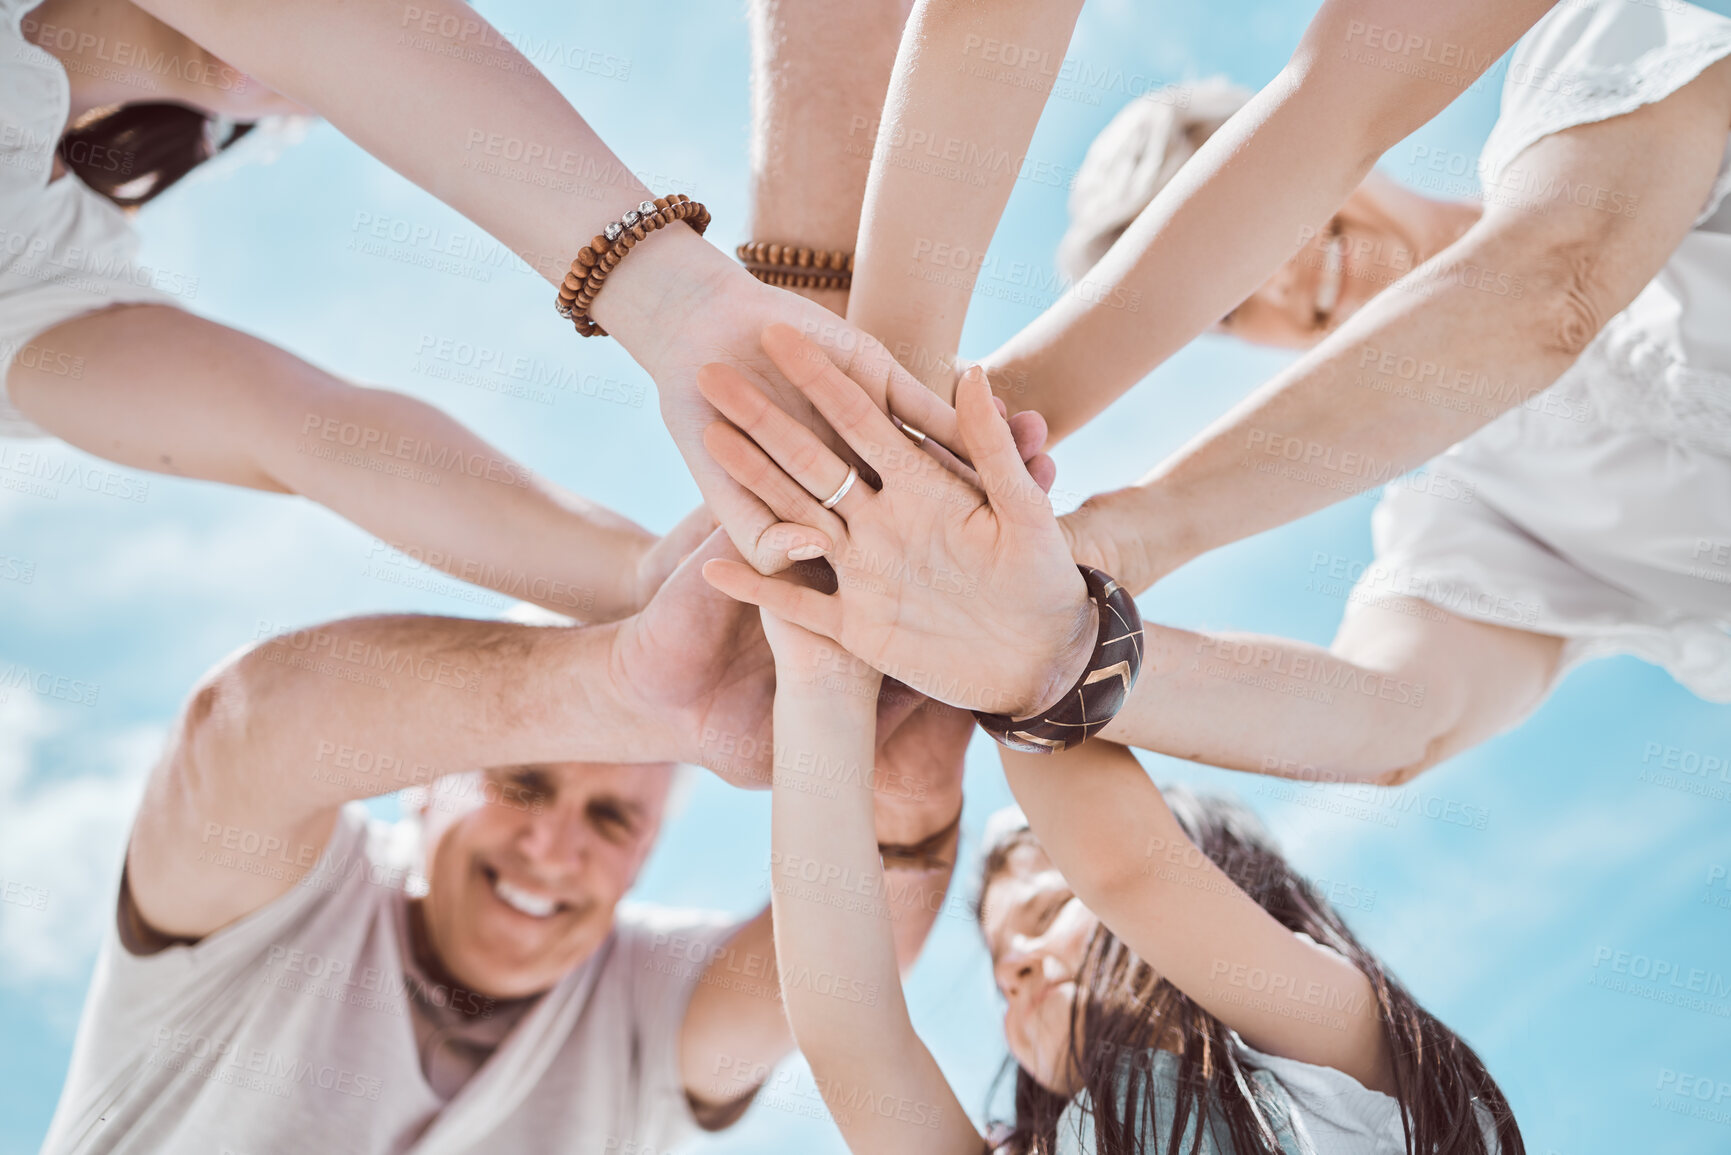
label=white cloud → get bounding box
[0,692,159,985]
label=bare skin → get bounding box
[759,609,1391,1155]
[746,0,912,316]
[124,530,960,1121]
[832,13,1731,784]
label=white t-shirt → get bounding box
[40,804,748,1155]
[0,0,175,439]
[1367,0,1731,701]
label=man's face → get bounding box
[420,762,674,999]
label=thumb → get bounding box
[955,366,1052,527]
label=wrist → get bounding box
[587,223,742,369]
[1062,485,1195,595]
[1119,482,1202,586]
[1020,584,1098,717]
[775,659,882,707]
[590,620,684,762]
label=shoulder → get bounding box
[602,902,747,978]
[1483,0,1731,185]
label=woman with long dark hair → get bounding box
[757,592,1522,1154]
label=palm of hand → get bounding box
[827,451,1084,717]
[613,529,777,788]
[698,327,1093,717]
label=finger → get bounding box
[703,422,844,556]
[1025,452,1057,494]
[956,365,1050,526]
[1007,409,1048,461]
[684,453,799,576]
[662,503,719,557]
[883,374,966,455]
[697,361,865,515]
[822,326,966,452]
[702,558,845,640]
[761,324,910,476]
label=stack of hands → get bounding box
[615,319,1118,794]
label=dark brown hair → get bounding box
[58,102,254,209]
[978,789,1524,1155]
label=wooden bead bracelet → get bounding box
[556,193,711,337]
[736,241,854,291]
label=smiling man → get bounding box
[39,533,959,1155]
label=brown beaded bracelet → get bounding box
[736,241,854,291]
[555,193,711,337]
[973,566,1145,754]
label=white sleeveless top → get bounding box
[1369,0,1731,701]
[0,0,175,439]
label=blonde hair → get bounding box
[1057,79,1252,282]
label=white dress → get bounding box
[1368,0,1731,702]
[0,0,175,439]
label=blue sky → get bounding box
[3,0,1730,1152]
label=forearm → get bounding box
[770,684,909,1053]
[681,906,796,1114]
[986,0,1554,435]
[769,679,977,1153]
[207,614,659,811]
[272,381,655,622]
[133,0,741,357]
[1000,739,1389,1084]
[749,0,908,312]
[849,0,1086,395]
[1098,622,1448,783]
[1069,224,1600,583]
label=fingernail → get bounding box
[787,544,826,561]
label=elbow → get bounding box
[1528,237,1618,359]
[173,646,274,796]
[1332,673,1467,787]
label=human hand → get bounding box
[628,504,718,612]
[1058,487,1165,597]
[608,527,777,788]
[697,324,1095,717]
[872,696,969,862]
[607,248,1051,575]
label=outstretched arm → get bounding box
[131,0,979,575]
[1001,738,1392,1092]
[9,304,707,621]
[761,613,981,1155]
[985,0,1560,435]
[679,692,970,1120]
[128,531,776,942]
[1099,596,1562,785]
[848,0,1087,395]
[748,0,911,315]
[1056,55,1731,587]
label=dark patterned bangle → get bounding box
[973,566,1144,754]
